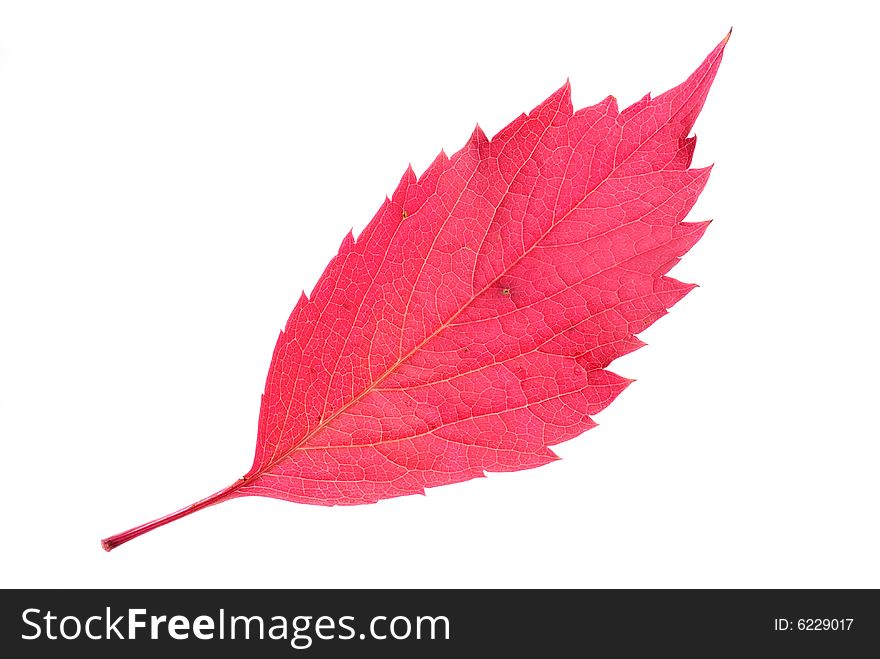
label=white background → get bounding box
[1,1,877,588]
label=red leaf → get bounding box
[103,32,728,551]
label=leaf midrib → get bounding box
[239,58,713,487]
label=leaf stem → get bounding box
[101,480,243,552]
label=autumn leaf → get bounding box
[102,32,728,551]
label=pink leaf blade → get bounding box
[241,35,727,504]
